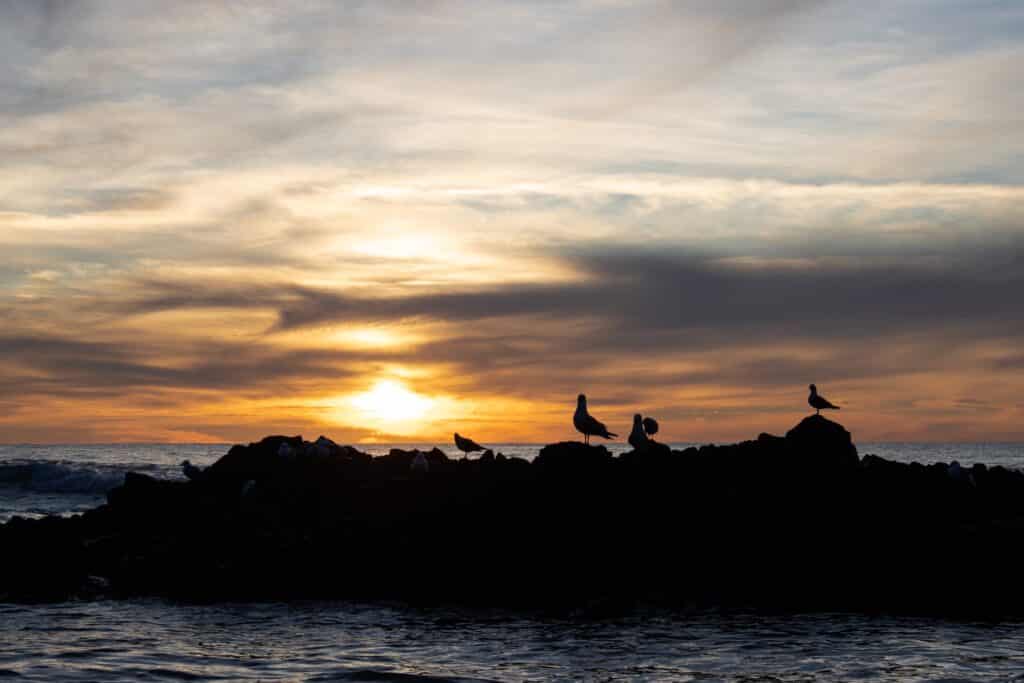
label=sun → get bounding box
[348,379,434,429]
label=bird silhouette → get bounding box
[628,414,650,451]
[641,416,659,439]
[808,384,840,415]
[180,460,202,481]
[573,394,617,445]
[411,451,429,473]
[454,432,485,458]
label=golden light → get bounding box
[347,379,435,433]
[353,234,446,260]
[337,327,405,349]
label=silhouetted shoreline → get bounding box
[3,415,1024,617]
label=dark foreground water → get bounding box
[2,600,1024,682]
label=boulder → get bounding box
[534,441,613,476]
[784,415,859,467]
[206,435,304,481]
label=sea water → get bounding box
[3,441,1024,681]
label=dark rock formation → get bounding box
[785,414,859,467]
[3,417,1024,616]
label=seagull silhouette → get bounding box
[411,451,429,473]
[453,432,485,458]
[573,394,617,445]
[808,384,840,415]
[180,460,202,481]
[641,416,659,439]
[628,414,650,451]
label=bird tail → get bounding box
[605,431,618,438]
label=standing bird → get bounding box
[628,414,650,451]
[411,451,430,473]
[642,416,659,440]
[454,432,485,458]
[180,460,202,481]
[808,384,840,415]
[574,394,617,445]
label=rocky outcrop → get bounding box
[3,417,1024,616]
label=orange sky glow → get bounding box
[2,2,1024,445]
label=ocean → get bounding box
[3,441,1024,681]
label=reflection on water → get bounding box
[2,601,1024,681]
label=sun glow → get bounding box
[347,379,435,432]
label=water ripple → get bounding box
[4,601,1024,681]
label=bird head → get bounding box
[809,384,817,393]
[633,413,642,423]
[453,432,459,439]
[577,393,586,405]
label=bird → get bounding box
[454,432,485,458]
[180,460,202,481]
[411,451,430,473]
[808,384,840,415]
[628,414,650,451]
[573,394,617,445]
[642,416,659,439]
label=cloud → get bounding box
[1,2,1024,441]
[252,240,1024,343]
[0,333,369,397]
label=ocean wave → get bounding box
[307,670,497,683]
[0,461,126,495]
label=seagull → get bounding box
[454,432,485,458]
[808,384,840,415]
[642,416,659,439]
[411,451,430,473]
[180,460,202,481]
[628,414,650,451]
[574,394,617,445]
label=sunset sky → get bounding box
[2,1,1023,444]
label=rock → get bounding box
[315,435,337,449]
[107,472,187,514]
[534,441,613,474]
[5,417,1024,616]
[784,415,859,467]
[206,435,304,482]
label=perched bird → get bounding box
[180,460,202,481]
[454,432,485,458]
[573,394,617,445]
[808,384,840,415]
[628,414,650,451]
[411,451,430,473]
[642,416,659,439]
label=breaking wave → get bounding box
[0,461,127,495]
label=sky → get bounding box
[1,0,1023,444]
